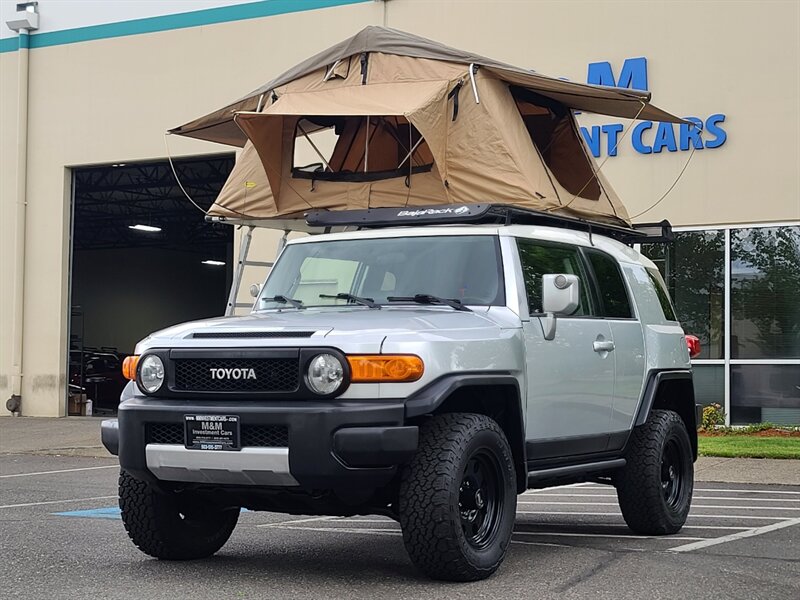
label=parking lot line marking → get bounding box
[0,465,118,479]
[511,539,574,549]
[517,500,799,512]
[516,510,787,521]
[275,525,402,536]
[513,531,706,541]
[0,495,117,509]
[694,488,800,495]
[520,493,799,503]
[669,517,800,553]
[257,516,335,528]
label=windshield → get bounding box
[256,235,504,310]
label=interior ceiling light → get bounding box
[201,259,225,266]
[129,224,162,233]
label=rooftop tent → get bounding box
[170,26,686,227]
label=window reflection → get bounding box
[731,227,800,359]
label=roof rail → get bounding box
[304,204,673,245]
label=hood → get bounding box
[135,307,505,354]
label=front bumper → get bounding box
[105,396,417,491]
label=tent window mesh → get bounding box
[292,116,434,183]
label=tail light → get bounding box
[686,335,701,359]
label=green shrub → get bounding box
[700,403,726,431]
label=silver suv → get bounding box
[103,206,699,582]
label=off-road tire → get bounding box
[399,413,517,582]
[615,409,694,535]
[119,469,239,560]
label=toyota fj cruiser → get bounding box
[102,204,699,582]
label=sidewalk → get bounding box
[0,416,111,458]
[1,416,798,485]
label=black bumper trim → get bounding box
[116,395,406,491]
[333,426,418,467]
[101,419,119,456]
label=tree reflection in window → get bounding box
[731,227,800,359]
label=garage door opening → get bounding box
[68,155,235,416]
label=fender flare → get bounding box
[404,373,527,491]
[634,369,694,427]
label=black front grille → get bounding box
[147,422,183,445]
[242,425,289,447]
[173,358,299,392]
[145,422,288,447]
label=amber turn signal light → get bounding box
[347,355,424,383]
[122,355,140,381]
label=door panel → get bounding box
[523,317,615,441]
[608,320,646,431]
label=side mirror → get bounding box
[540,274,580,340]
[249,283,262,298]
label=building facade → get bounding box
[1,0,798,420]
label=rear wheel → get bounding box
[615,409,694,534]
[119,470,239,560]
[399,413,517,581]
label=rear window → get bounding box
[586,250,633,318]
[646,267,678,321]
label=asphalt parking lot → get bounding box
[1,453,799,600]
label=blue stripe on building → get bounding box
[0,0,370,53]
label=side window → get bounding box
[517,239,592,315]
[586,250,633,318]
[646,267,678,322]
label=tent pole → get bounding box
[364,116,369,172]
[297,124,332,171]
[397,137,424,169]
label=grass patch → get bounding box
[698,435,800,459]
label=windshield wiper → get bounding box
[265,295,304,309]
[319,293,380,309]
[387,294,472,312]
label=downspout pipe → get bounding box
[7,30,31,415]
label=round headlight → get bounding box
[307,353,344,395]
[138,354,165,393]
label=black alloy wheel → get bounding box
[459,450,504,550]
[661,437,684,509]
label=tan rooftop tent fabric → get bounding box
[171,27,687,227]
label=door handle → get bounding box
[593,340,615,353]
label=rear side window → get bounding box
[646,267,678,321]
[585,250,633,318]
[517,239,592,315]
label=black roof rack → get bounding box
[305,204,673,245]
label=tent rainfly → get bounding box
[170,26,687,228]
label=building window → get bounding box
[731,364,800,426]
[730,226,800,359]
[644,224,799,425]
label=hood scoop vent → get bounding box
[191,331,315,339]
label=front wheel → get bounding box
[119,470,239,560]
[615,409,694,535]
[399,413,517,582]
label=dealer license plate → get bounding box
[185,415,240,451]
